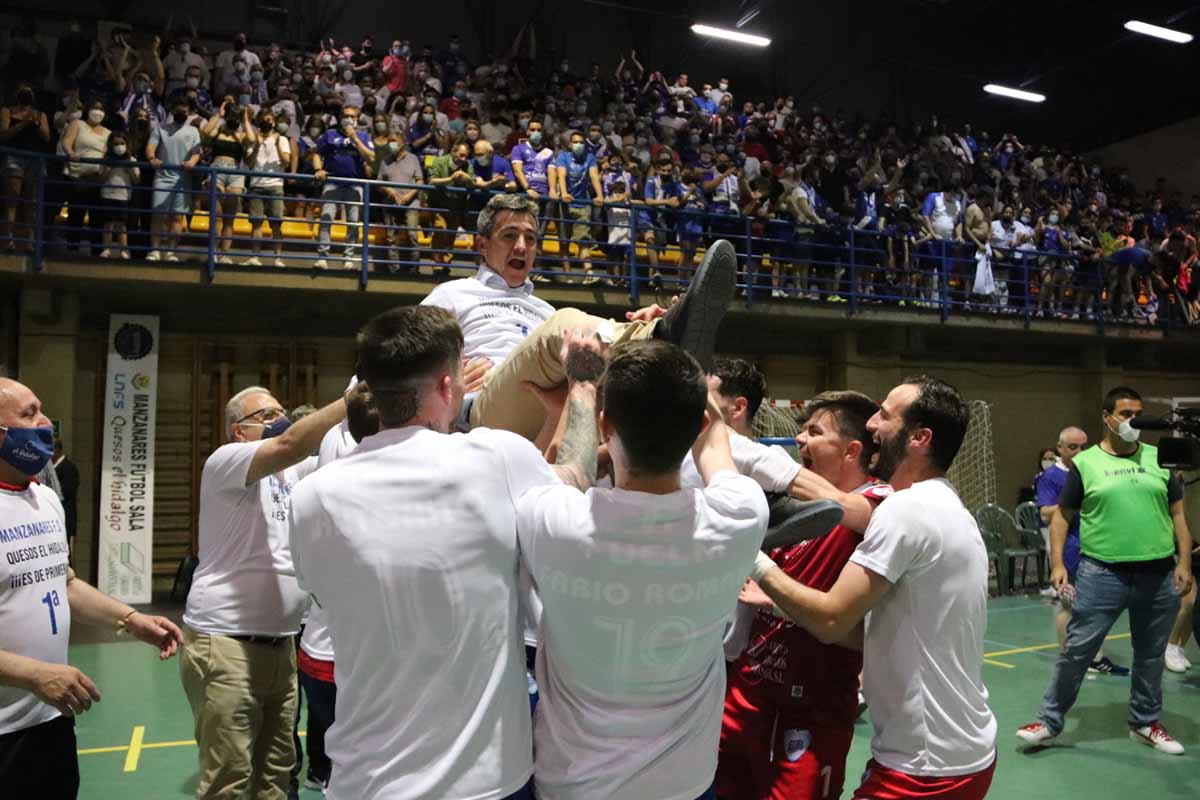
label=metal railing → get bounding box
[1,146,1192,331]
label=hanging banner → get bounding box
[97,315,159,603]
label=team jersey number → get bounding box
[41,590,62,635]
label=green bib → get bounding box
[1073,443,1175,563]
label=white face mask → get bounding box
[1106,414,1141,443]
[1041,459,1056,471]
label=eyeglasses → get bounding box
[236,406,286,425]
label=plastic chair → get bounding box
[979,526,1007,596]
[1014,500,1047,581]
[977,503,1043,593]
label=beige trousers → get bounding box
[469,308,655,440]
[179,628,298,800]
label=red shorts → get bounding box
[851,758,996,799]
[716,719,854,800]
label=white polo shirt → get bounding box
[849,478,997,777]
[0,480,71,735]
[184,440,316,637]
[516,470,768,800]
[289,426,559,800]
[421,266,555,366]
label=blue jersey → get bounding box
[1035,464,1080,572]
[510,141,555,194]
[555,150,598,200]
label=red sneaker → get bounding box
[1130,724,1184,755]
[1015,722,1057,745]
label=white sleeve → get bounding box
[202,441,265,496]
[701,470,770,532]
[849,495,926,584]
[493,430,561,503]
[317,423,354,468]
[728,432,801,493]
[288,480,327,596]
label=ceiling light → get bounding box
[690,24,771,47]
[983,84,1046,103]
[1124,20,1193,44]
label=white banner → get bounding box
[97,315,159,604]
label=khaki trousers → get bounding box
[180,628,298,800]
[469,308,655,440]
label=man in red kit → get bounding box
[717,390,890,800]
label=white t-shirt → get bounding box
[849,478,997,776]
[516,470,768,800]
[0,481,71,736]
[289,426,559,800]
[421,266,555,366]
[680,431,799,492]
[249,133,291,189]
[184,440,316,637]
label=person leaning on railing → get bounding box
[375,135,424,273]
[60,101,111,257]
[243,108,291,267]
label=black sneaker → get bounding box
[761,495,844,551]
[653,239,737,369]
[1089,656,1130,676]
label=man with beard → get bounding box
[717,391,891,800]
[745,376,998,799]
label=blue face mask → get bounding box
[260,416,292,440]
[0,425,55,476]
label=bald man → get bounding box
[1036,425,1126,673]
[0,378,183,798]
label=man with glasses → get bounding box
[181,386,347,799]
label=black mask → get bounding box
[259,120,273,132]
[16,90,33,106]
[173,111,188,124]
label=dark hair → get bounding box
[710,357,767,420]
[355,306,463,427]
[601,341,707,474]
[346,383,381,443]
[1103,385,1142,414]
[899,374,970,471]
[803,390,880,472]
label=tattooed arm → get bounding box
[551,331,604,491]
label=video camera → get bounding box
[1130,408,1200,470]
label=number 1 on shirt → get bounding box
[41,590,61,635]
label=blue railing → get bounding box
[0,146,1190,332]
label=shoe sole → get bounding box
[761,499,845,550]
[1129,730,1184,755]
[662,239,737,369]
[1015,729,1056,745]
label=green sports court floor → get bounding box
[70,595,1200,799]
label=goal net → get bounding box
[752,400,803,452]
[947,399,997,515]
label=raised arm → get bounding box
[551,330,603,491]
[245,396,347,485]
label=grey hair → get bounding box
[476,193,539,238]
[226,386,272,438]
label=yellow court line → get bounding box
[985,632,1130,659]
[984,659,1016,669]
[122,726,145,772]
[79,731,304,757]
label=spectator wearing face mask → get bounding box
[708,77,732,108]
[216,34,261,96]
[202,100,253,265]
[146,101,203,261]
[352,36,377,74]
[244,109,291,267]
[0,83,51,253]
[96,132,138,259]
[336,66,363,112]
[119,70,167,128]
[167,66,213,116]
[471,140,515,198]
[427,141,475,271]
[376,135,423,272]
[553,130,603,283]
[61,100,111,256]
[638,157,684,289]
[989,203,1034,313]
[311,105,376,269]
[510,118,556,245]
[382,41,409,95]
[481,110,512,150]
[295,115,326,219]
[408,103,448,173]
[1035,208,1071,318]
[164,37,209,96]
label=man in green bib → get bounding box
[1017,386,1194,755]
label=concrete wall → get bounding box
[1092,115,1200,197]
